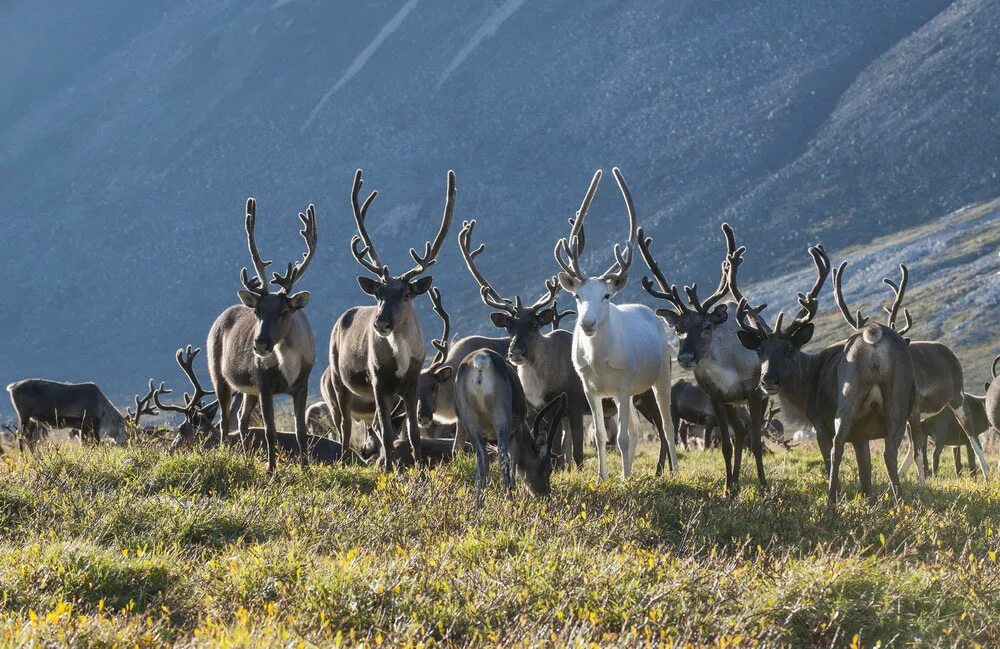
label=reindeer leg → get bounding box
[933,442,943,477]
[584,391,608,481]
[652,378,677,474]
[472,434,489,506]
[453,420,469,456]
[712,398,736,496]
[292,385,309,469]
[569,408,585,470]
[748,391,768,490]
[853,440,874,502]
[830,392,863,511]
[216,384,233,447]
[238,394,259,454]
[259,393,278,474]
[907,413,926,482]
[372,382,397,473]
[403,382,422,467]
[952,399,988,480]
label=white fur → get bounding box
[389,332,414,379]
[518,362,547,408]
[566,276,677,480]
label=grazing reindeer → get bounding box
[208,198,318,472]
[670,378,721,449]
[7,379,128,448]
[328,169,455,470]
[638,223,768,495]
[554,168,676,480]
[454,348,567,499]
[875,267,989,479]
[732,246,917,508]
[305,401,334,436]
[905,394,989,476]
[155,346,222,450]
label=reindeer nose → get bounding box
[580,321,597,336]
[677,352,695,368]
[373,319,391,336]
[253,339,272,355]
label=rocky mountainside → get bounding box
[0,0,997,413]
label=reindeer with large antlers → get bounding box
[460,217,671,472]
[327,169,455,470]
[732,246,917,509]
[553,168,677,480]
[872,265,990,480]
[207,198,318,472]
[639,222,770,495]
[155,345,226,450]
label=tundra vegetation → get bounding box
[0,438,998,647]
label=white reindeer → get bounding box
[554,168,677,480]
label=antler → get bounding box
[882,264,912,335]
[550,299,576,331]
[992,354,1000,379]
[532,392,568,458]
[127,379,162,424]
[695,223,741,313]
[241,198,272,296]
[528,276,560,311]
[600,167,636,282]
[271,204,317,294]
[154,346,215,415]
[427,287,451,372]
[636,228,688,315]
[400,170,456,280]
[458,219,516,314]
[832,260,869,330]
[782,244,831,337]
[349,169,388,279]
[554,170,602,279]
[723,223,767,314]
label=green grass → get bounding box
[0,441,997,647]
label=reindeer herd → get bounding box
[6,167,1000,510]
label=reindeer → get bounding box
[207,198,318,472]
[732,245,917,508]
[453,347,567,499]
[328,169,455,470]
[6,379,128,449]
[153,346,222,449]
[904,394,990,476]
[638,223,769,494]
[553,168,676,480]
[986,356,1000,456]
[873,267,990,480]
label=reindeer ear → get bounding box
[357,276,380,296]
[490,312,511,329]
[287,291,310,310]
[410,276,433,296]
[557,272,580,294]
[434,366,454,383]
[238,290,260,308]
[737,330,763,351]
[790,323,814,347]
[536,308,556,326]
[656,308,680,326]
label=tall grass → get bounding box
[0,440,996,647]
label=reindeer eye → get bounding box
[603,294,610,301]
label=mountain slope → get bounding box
[0,0,997,412]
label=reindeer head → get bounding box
[638,223,746,369]
[733,245,831,395]
[237,198,317,356]
[153,346,218,449]
[349,169,455,337]
[554,168,636,337]
[515,392,567,497]
[458,219,560,366]
[416,287,453,428]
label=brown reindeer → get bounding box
[207,198,318,472]
[328,169,455,471]
[732,246,917,509]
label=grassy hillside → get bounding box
[0,440,997,646]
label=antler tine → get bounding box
[636,228,688,314]
[350,169,388,279]
[427,287,451,371]
[242,197,271,296]
[723,227,766,314]
[783,244,831,336]
[272,203,318,293]
[736,298,773,338]
[881,264,909,332]
[832,260,868,330]
[601,167,637,280]
[129,378,161,423]
[528,276,560,311]
[175,345,214,409]
[550,299,576,331]
[400,170,457,280]
[700,223,739,312]
[554,169,602,279]
[152,382,188,415]
[458,219,516,315]
[992,354,1000,379]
